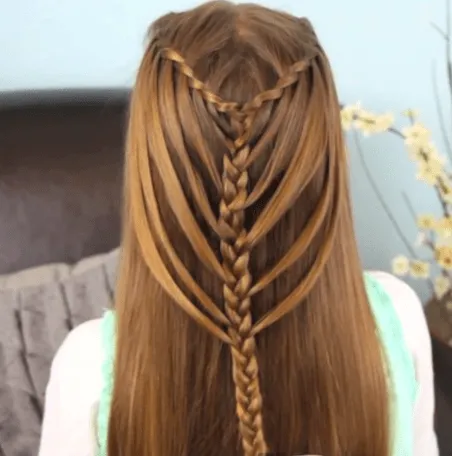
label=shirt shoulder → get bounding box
[366,271,438,456]
[367,271,426,359]
[38,318,104,456]
[51,318,104,387]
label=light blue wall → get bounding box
[1,0,448,301]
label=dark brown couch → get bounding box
[0,90,451,454]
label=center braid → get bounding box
[219,109,268,456]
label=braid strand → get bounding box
[219,110,268,456]
[162,47,313,121]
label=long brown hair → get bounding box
[109,2,390,455]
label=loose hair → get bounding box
[109,2,390,455]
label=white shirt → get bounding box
[38,272,439,456]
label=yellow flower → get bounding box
[436,217,452,238]
[417,214,436,230]
[340,103,361,130]
[374,113,394,132]
[409,260,430,279]
[407,145,423,161]
[402,108,419,119]
[392,255,410,276]
[436,245,452,270]
[423,142,442,159]
[402,123,431,148]
[354,110,379,135]
[435,275,451,299]
[416,158,444,185]
[341,111,353,131]
[407,142,443,164]
[350,107,393,135]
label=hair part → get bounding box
[108,2,391,455]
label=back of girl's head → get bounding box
[110,2,390,455]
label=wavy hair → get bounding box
[109,2,390,455]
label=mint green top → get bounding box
[97,273,417,455]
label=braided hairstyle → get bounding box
[109,3,391,456]
[162,46,329,455]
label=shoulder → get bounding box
[39,319,105,456]
[53,318,104,370]
[365,272,439,455]
[367,270,421,305]
[50,318,104,403]
[366,271,430,374]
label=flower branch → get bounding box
[342,103,452,300]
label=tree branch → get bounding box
[431,3,452,138]
[402,191,418,223]
[446,0,452,115]
[431,22,448,40]
[432,63,452,163]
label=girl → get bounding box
[39,2,438,455]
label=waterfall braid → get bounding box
[109,3,390,456]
